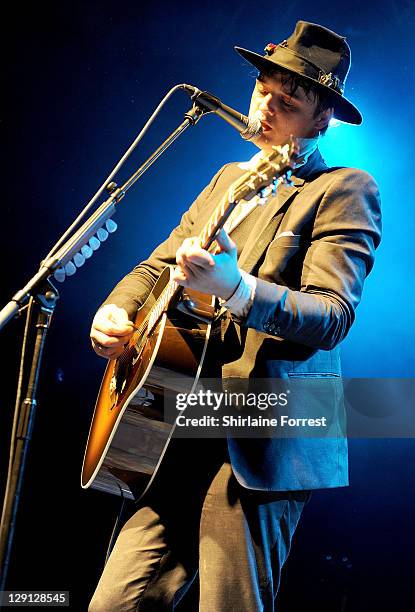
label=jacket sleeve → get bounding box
[243,168,382,350]
[100,165,229,318]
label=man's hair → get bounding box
[258,66,334,135]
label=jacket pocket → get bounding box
[268,234,305,249]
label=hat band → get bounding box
[265,45,345,95]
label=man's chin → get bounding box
[253,134,288,153]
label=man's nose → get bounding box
[258,93,274,114]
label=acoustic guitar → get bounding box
[81,140,298,501]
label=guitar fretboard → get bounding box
[144,140,297,334]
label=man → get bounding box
[89,21,381,611]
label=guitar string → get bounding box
[117,193,231,368]
[115,148,292,370]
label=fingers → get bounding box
[214,228,236,254]
[176,237,214,269]
[92,329,131,348]
[91,331,131,359]
[174,238,213,287]
[175,232,235,269]
[91,304,134,358]
[173,231,238,291]
[92,304,134,336]
[94,322,133,337]
[92,342,124,359]
[91,333,131,358]
[172,262,200,286]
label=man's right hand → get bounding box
[90,304,135,359]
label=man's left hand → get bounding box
[173,228,241,300]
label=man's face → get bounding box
[249,73,328,152]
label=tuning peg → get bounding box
[258,184,277,200]
[97,227,109,242]
[282,170,293,187]
[271,179,279,194]
[106,219,117,233]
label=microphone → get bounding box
[180,84,262,141]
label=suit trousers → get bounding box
[89,437,310,611]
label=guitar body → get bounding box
[81,139,297,501]
[81,266,215,500]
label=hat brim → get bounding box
[235,46,362,125]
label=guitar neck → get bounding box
[148,141,298,330]
[198,167,266,251]
[146,190,241,332]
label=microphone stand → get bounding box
[0,101,208,589]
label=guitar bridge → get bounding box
[175,291,216,323]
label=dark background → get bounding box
[1,1,415,610]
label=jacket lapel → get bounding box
[237,178,304,272]
[237,148,328,273]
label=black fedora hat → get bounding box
[235,20,362,125]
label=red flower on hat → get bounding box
[264,43,277,55]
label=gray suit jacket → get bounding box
[103,148,382,491]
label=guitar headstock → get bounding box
[266,138,299,169]
[241,136,299,205]
[199,136,300,253]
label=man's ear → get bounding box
[314,107,334,131]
